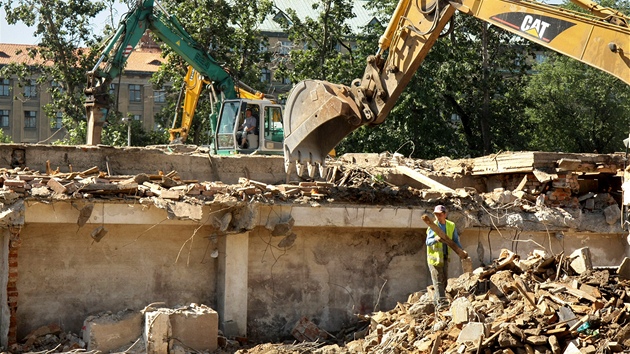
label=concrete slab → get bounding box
[82,309,142,353]
[569,248,592,274]
[170,304,218,352]
[145,311,170,354]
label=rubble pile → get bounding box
[0,151,622,218]
[0,158,431,209]
[347,248,626,354]
[242,248,630,354]
[10,324,84,353]
[0,163,337,204]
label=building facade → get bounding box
[0,43,167,143]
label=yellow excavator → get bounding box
[282,0,630,177]
[169,65,277,144]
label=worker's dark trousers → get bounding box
[428,261,448,307]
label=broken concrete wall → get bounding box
[0,144,288,185]
[15,222,216,339]
[246,226,426,341]
[459,229,628,269]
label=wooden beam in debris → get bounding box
[396,166,454,192]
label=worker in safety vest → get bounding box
[426,205,462,308]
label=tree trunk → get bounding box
[481,22,492,154]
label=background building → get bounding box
[0,42,166,143]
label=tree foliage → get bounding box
[274,0,363,85]
[523,54,630,153]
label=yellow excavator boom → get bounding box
[169,66,208,143]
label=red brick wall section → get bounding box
[7,227,21,346]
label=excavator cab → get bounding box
[214,99,284,155]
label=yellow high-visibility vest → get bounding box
[426,220,455,266]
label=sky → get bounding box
[1,0,566,45]
[0,2,130,45]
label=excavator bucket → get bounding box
[282,80,363,175]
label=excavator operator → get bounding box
[237,108,257,148]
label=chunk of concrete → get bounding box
[83,309,142,353]
[569,247,592,275]
[144,304,218,353]
[451,297,472,325]
[549,335,561,354]
[456,322,488,346]
[166,202,202,221]
[145,311,171,354]
[604,204,621,225]
[291,317,330,342]
[170,304,218,352]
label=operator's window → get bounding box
[264,106,283,142]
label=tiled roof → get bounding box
[261,0,378,33]
[0,43,46,66]
[124,49,166,72]
[0,43,165,73]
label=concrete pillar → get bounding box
[216,232,248,337]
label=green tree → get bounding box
[274,0,361,84]
[0,0,108,142]
[523,54,630,153]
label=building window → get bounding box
[259,43,268,53]
[279,41,292,55]
[0,110,9,127]
[0,79,10,97]
[24,80,37,98]
[53,112,63,129]
[109,83,117,95]
[261,68,271,83]
[50,81,64,94]
[24,111,37,128]
[129,84,142,102]
[154,89,166,103]
[132,114,142,121]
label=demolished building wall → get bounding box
[14,221,217,339]
[0,146,629,348]
[247,226,425,341]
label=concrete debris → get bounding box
[90,225,108,242]
[76,203,94,227]
[10,323,83,353]
[291,317,331,342]
[9,304,218,354]
[243,246,630,353]
[144,303,218,353]
[0,151,622,234]
[569,247,593,275]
